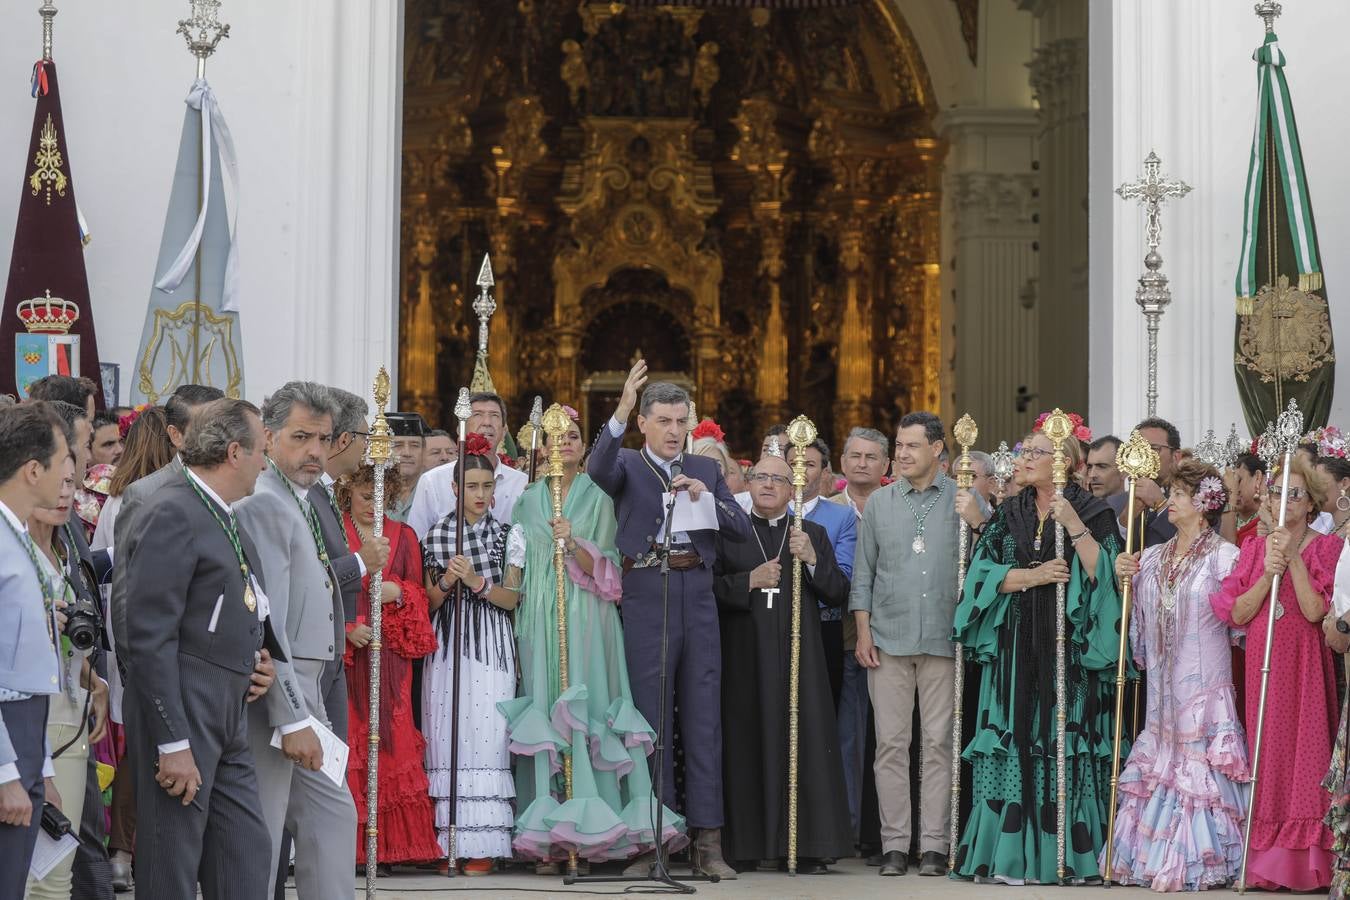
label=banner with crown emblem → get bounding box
[1,59,104,403]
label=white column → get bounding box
[939,108,1040,444]
[1093,0,1350,441]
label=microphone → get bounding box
[669,459,685,490]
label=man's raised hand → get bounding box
[615,358,649,423]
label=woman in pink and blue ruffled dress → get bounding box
[1100,458,1251,891]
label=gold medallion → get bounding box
[242,566,257,613]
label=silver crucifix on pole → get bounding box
[1116,151,1191,417]
[474,253,496,356]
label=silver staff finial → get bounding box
[1275,398,1304,452]
[454,387,472,424]
[39,1,57,61]
[473,255,496,356]
[1116,151,1192,258]
[1195,429,1222,468]
[1222,424,1245,470]
[1256,1,1282,33]
[766,436,784,459]
[177,0,230,78]
[529,396,543,428]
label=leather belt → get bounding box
[623,548,703,573]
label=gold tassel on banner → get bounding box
[1300,270,1324,293]
[1236,295,1255,316]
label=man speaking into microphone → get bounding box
[588,359,750,879]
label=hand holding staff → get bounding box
[785,414,818,876]
[948,413,977,872]
[1102,431,1160,886]
[1238,400,1304,893]
[363,368,395,900]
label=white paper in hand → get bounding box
[29,830,80,881]
[270,715,350,788]
[663,491,719,534]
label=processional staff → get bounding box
[1239,399,1305,893]
[990,442,1015,503]
[362,368,395,900]
[516,396,544,482]
[444,387,472,877]
[686,400,697,454]
[541,403,580,877]
[785,414,818,876]
[1102,431,1160,886]
[1040,409,1074,884]
[1116,152,1191,418]
[947,413,977,872]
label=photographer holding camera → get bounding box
[23,408,110,899]
[0,402,72,897]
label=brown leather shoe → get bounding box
[690,828,737,880]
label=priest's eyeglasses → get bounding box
[748,472,791,487]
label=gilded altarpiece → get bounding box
[400,1,942,450]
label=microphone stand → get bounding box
[566,461,711,893]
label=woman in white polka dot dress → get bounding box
[423,437,518,875]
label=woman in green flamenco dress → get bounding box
[950,421,1122,884]
[497,405,685,875]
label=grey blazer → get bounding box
[307,482,362,624]
[234,467,345,727]
[111,455,184,656]
[121,478,290,748]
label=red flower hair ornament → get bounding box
[691,419,726,444]
[1033,410,1092,444]
[118,403,150,440]
[464,432,494,459]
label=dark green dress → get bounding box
[950,483,1121,884]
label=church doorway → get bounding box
[399,0,944,452]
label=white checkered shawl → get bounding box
[422,510,511,668]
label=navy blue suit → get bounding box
[588,422,751,828]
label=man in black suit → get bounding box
[1108,416,1183,549]
[588,359,751,879]
[121,398,287,899]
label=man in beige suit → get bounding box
[235,382,356,899]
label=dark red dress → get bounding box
[343,515,441,864]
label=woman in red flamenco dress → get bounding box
[338,464,441,865]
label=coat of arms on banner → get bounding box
[15,290,79,398]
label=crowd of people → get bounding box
[6,361,1350,896]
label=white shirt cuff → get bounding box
[354,553,367,577]
[103,546,115,566]
[158,740,190,755]
[0,762,18,784]
[278,719,311,736]
[807,564,816,578]
[41,756,54,779]
[608,416,625,438]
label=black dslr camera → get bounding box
[63,556,103,652]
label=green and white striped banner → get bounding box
[1235,32,1323,312]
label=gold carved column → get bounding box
[732,97,791,432]
[404,208,440,421]
[834,219,873,445]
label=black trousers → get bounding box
[0,697,46,900]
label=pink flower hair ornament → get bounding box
[1192,476,1227,513]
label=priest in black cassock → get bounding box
[713,450,853,874]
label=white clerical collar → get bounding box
[753,510,788,527]
[186,467,232,514]
[0,498,27,535]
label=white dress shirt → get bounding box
[608,416,692,544]
[407,458,530,539]
[0,498,58,783]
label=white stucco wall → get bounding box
[0,0,402,407]
[1093,0,1350,444]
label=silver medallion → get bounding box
[1274,599,1285,620]
[913,535,926,554]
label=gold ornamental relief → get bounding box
[29,114,68,206]
[137,300,243,404]
[1235,275,1335,383]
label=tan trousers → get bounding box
[25,718,88,899]
[868,651,954,855]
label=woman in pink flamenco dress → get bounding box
[1210,457,1340,891]
[1099,460,1250,891]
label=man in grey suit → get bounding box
[235,382,357,899]
[120,398,285,899]
[273,386,387,899]
[0,403,71,898]
[105,383,223,892]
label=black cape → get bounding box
[713,513,852,863]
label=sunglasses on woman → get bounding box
[1268,485,1308,502]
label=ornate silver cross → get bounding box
[760,586,780,610]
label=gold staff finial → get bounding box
[367,368,393,466]
[953,414,978,491]
[1039,407,1072,883]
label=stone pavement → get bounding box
[275,857,1137,899]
